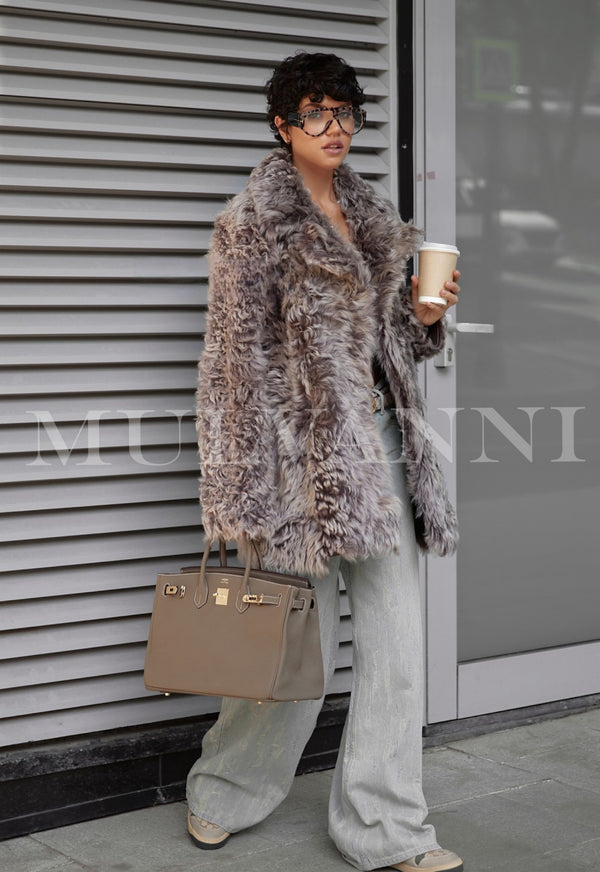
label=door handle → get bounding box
[434,322,494,367]
[447,322,494,334]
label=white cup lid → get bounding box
[419,242,460,255]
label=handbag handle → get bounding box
[193,537,262,608]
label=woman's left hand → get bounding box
[411,270,461,326]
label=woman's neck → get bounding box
[292,155,337,211]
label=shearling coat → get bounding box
[196,148,458,577]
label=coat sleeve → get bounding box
[375,197,448,363]
[388,214,448,362]
[195,214,277,545]
[402,298,447,363]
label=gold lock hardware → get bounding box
[213,587,229,606]
[164,584,178,596]
[242,594,264,604]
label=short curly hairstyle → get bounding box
[265,52,365,146]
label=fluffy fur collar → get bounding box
[243,148,423,317]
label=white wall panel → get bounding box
[0,0,397,747]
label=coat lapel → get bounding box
[247,149,368,281]
[334,160,423,324]
[245,148,423,355]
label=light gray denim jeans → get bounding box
[186,406,441,871]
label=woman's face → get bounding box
[276,94,353,172]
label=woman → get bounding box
[187,52,463,872]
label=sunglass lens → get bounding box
[335,108,365,135]
[351,108,365,133]
[299,107,365,136]
[303,111,328,135]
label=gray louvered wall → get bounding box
[0,0,398,747]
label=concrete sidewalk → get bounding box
[3,707,600,872]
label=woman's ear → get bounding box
[274,115,290,145]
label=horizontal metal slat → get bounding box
[0,473,197,514]
[212,0,387,17]
[0,694,220,746]
[0,337,203,365]
[339,616,353,645]
[2,462,198,499]
[3,2,388,44]
[1,448,198,487]
[0,616,151,658]
[1,309,204,334]
[0,405,196,450]
[0,251,207,279]
[0,162,250,196]
[0,193,223,224]
[0,671,152,718]
[3,526,204,573]
[0,556,201,601]
[0,588,153,632]
[1,415,196,457]
[335,642,353,671]
[0,500,199,543]
[1,133,273,172]
[0,643,147,689]
[0,100,274,143]
[0,281,208,308]
[0,73,258,112]
[3,448,199,487]
[0,221,211,250]
[329,667,352,695]
[2,363,196,393]
[0,390,197,424]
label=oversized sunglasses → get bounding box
[286,105,367,137]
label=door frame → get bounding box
[413,0,600,724]
[413,0,459,724]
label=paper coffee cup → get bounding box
[417,242,460,306]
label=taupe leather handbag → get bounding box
[144,539,324,701]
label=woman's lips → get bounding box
[323,142,344,153]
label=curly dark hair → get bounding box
[265,52,365,146]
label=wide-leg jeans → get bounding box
[186,407,441,871]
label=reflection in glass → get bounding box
[456,0,600,660]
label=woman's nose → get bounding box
[326,114,344,135]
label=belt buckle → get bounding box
[371,387,384,414]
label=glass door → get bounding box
[418,0,600,722]
[453,0,600,717]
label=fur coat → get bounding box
[196,148,458,577]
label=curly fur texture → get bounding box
[197,148,458,576]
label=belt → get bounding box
[371,385,394,413]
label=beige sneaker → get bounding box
[187,810,231,850]
[390,848,463,871]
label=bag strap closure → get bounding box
[194,538,262,609]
